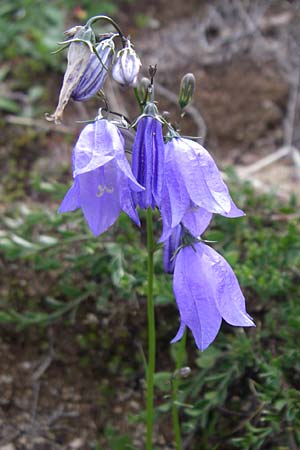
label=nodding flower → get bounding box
[59,118,144,236]
[72,37,115,101]
[170,226,255,351]
[131,104,165,210]
[46,26,94,124]
[160,134,244,241]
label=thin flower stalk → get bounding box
[146,207,156,450]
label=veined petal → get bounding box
[94,119,124,156]
[73,120,125,177]
[151,119,165,207]
[159,187,173,243]
[60,118,142,236]
[119,177,141,226]
[166,138,223,214]
[58,178,80,213]
[195,142,232,213]
[159,200,212,243]
[116,153,144,192]
[189,140,243,216]
[181,206,212,237]
[75,153,115,176]
[132,116,164,209]
[78,164,121,236]
[112,41,141,87]
[173,246,222,351]
[167,138,243,217]
[164,143,190,227]
[201,244,255,327]
[72,39,114,101]
[132,117,154,208]
[72,123,95,173]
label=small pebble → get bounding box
[69,438,84,449]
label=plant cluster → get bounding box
[1,10,300,450]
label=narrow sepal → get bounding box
[173,246,222,351]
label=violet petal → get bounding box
[201,244,255,327]
[173,245,222,351]
[132,117,164,209]
[58,178,80,213]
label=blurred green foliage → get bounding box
[0,0,132,114]
[0,0,123,69]
[0,176,300,449]
[5,1,299,448]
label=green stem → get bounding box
[146,207,156,450]
[85,15,127,47]
[172,329,187,450]
[133,87,144,112]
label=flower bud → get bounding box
[112,40,141,87]
[173,366,192,379]
[178,73,196,110]
[72,37,115,101]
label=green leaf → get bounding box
[153,371,172,391]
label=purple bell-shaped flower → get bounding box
[59,118,144,236]
[131,104,165,209]
[160,135,244,241]
[170,226,255,351]
[72,37,115,101]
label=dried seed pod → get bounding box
[46,27,94,124]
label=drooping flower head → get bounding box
[170,227,254,351]
[112,39,141,87]
[59,118,144,236]
[160,133,244,241]
[46,26,95,124]
[131,103,165,209]
[72,36,115,101]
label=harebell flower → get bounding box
[47,14,254,450]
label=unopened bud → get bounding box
[137,77,151,102]
[174,366,192,379]
[112,40,141,87]
[72,37,115,101]
[178,73,196,110]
